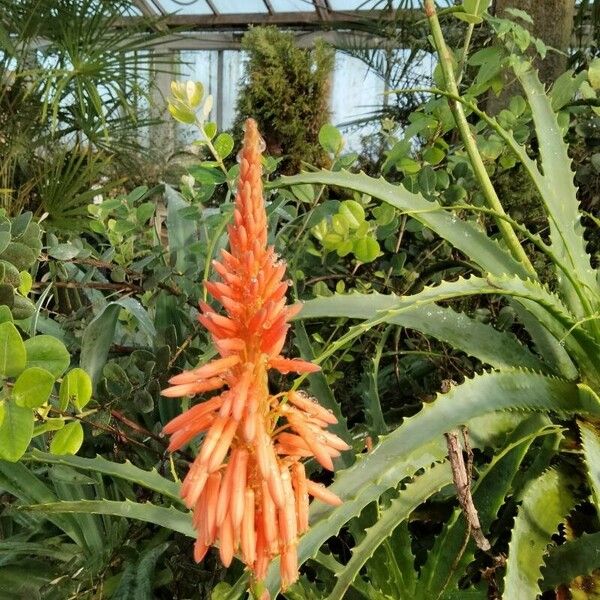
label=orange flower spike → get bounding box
[161,118,346,592]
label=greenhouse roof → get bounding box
[131,0,403,29]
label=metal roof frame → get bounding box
[129,0,399,30]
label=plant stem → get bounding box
[423,0,534,273]
[457,22,475,86]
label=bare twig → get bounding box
[445,429,491,552]
[33,281,142,292]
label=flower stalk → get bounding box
[162,119,348,592]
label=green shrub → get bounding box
[234,26,334,174]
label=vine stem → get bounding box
[423,0,534,274]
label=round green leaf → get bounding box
[397,157,420,175]
[13,367,55,408]
[589,58,600,90]
[291,184,315,204]
[203,121,217,140]
[339,200,365,229]
[0,242,36,271]
[167,100,196,125]
[423,146,445,165]
[331,214,349,236]
[50,421,84,455]
[336,239,354,257]
[185,81,203,108]
[0,232,11,255]
[353,237,380,263]
[318,124,344,155]
[24,335,70,378]
[418,166,438,195]
[12,295,35,321]
[18,271,32,296]
[372,203,396,226]
[47,243,80,260]
[0,306,13,325]
[0,401,33,462]
[323,232,343,249]
[0,322,26,377]
[213,133,234,160]
[59,368,93,411]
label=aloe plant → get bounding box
[263,2,600,598]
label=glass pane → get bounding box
[269,0,314,11]
[330,51,385,151]
[221,51,247,130]
[158,0,213,15]
[328,0,376,9]
[212,0,268,13]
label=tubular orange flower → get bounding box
[162,118,349,592]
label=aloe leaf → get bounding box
[280,170,526,278]
[298,291,544,372]
[511,304,578,381]
[26,450,182,502]
[300,274,600,384]
[263,371,600,595]
[20,499,195,537]
[578,420,600,511]
[419,414,557,600]
[503,468,576,600]
[52,479,106,560]
[0,540,78,562]
[361,325,389,437]
[515,66,598,315]
[328,462,452,600]
[133,542,170,600]
[0,460,86,547]
[541,531,600,590]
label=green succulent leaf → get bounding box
[514,65,598,316]
[0,461,85,545]
[541,531,600,590]
[503,468,575,600]
[21,499,194,537]
[579,420,600,512]
[27,450,182,502]
[297,290,545,372]
[419,415,557,600]
[278,170,577,375]
[328,462,452,600]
